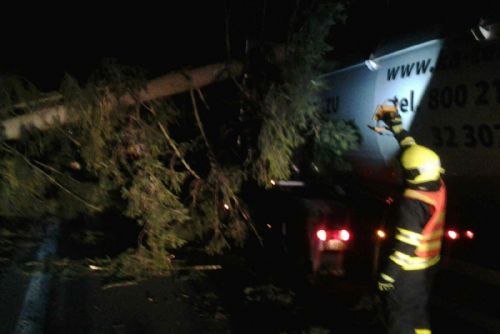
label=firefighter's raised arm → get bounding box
[380,111,416,148]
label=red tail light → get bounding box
[446,230,459,240]
[316,229,351,242]
[465,230,474,239]
[376,229,387,239]
[339,229,350,241]
[316,229,327,241]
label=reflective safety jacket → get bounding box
[382,181,447,279]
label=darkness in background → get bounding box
[1,1,498,91]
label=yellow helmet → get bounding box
[400,145,444,184]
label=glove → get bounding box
[382,112,403,135]
[377,273,395,292]
[373,104,403,135]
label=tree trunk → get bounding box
[1,61,244,140]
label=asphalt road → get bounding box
[2,246,499,334]
[2,193,500,334]
[207,254,500,334]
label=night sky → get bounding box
[0,2,231,91]
[0,0,497,92]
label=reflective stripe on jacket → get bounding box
[395,181,446,270]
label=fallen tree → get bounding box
[0,0,359,277]
[1,61,245,140]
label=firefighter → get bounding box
[377,111,446,334]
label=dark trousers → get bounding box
[382,265,438,334]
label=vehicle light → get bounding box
[316,229,327,241]
[446,230,459,240]
[376,229,386,239]
[339,229,350,241]
[465,230,474,239]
